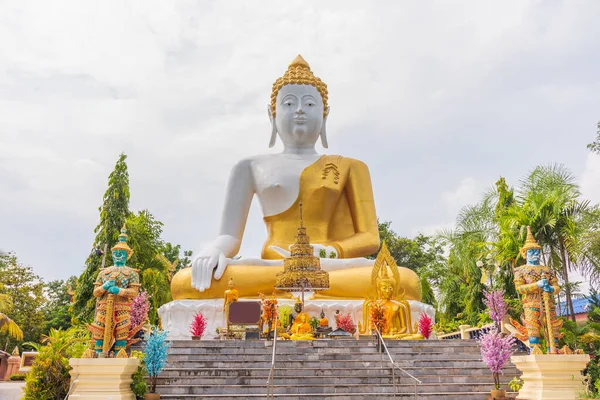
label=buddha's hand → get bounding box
[312,244,338,259]
[191,247,227,291]
[269,244,338,259]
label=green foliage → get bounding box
[9,373,26,381]
[130,350,148,399]
[23,326,90,400]
[587,121,600,155]
[73,153,130,323]
[508,377,523,392]
[309,316,319,331]
[277,305,293,329]
[0,252,45,350]
[43,277,76,333]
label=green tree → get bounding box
[587,121,600,154]
[0,253,45,350]
[0,292,23,341]
[42,277,77,333]
[499,164,597,321]
[72,153,130,322]
[125,210,173,324]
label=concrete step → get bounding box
[156,382,511,395]
[165,359,494,369]
[169,351,481,362]
[169,339,483,349]
[158,392,509,400]
[160,366,519,378]
[156,373,513,385]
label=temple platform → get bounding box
[158,299,435,340]
[154,339,519,399]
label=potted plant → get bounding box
[189,312,207,340]
[143,327,171,400]
[480,290,515,399]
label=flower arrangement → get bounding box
[480,290,514,391]
[370,300,386,334]
[418,313,433,339]
[277,305,293,329]
[130,290,151,328]
[189,312,207,338]
[483,289,507,330]
[259,293,278,338]
[480,328,516,390]
[336,312,355,334]
[143,327,171,394]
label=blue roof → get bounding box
[557,296,600,316]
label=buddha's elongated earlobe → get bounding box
[268,105,277,148]
[320,107,330,148]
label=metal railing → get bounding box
[374,326,422,399]
[64,374,79,399]
[266,316,278,399]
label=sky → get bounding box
[1,1,599,290]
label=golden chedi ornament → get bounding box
[275,202,330,292]
[358,242,422,340]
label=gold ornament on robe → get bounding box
[358,242,422,340]
[275,202,329,292]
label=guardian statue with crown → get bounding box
[88,225,142,356]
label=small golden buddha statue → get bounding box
[223,277,239,325]
[319,310,329,327]
[358,243,422,340]
[290,312,314,340]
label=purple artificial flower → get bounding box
[479,327,516,389]
[483,289,507,325]
[130,290,151,328]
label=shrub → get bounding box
[130,349,148,399]
[9,373,26,381]
[277,305,293,329]
[23,326,90,400]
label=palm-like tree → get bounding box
[0,293,24,341]
[497,164,597,321]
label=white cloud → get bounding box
[1,0,600,281]
[581,153,600,204]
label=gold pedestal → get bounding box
[511,354,590,400]
[68,358,140,400]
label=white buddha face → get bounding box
[274,84,325,149]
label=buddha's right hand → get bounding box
[191,247,227,292]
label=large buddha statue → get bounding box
[171,55,421,301]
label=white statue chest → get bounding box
[250,154,320,216]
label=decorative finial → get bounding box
[271,55,328,117]
[520,226,541,257]
[111,219,134,259]
[299,201,304,228]
[289,54,311,69]
[11,346,19,356]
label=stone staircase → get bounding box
[156,339,520,399]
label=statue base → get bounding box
[158,299,435,340]
[511,354,590,400]
[68,358,140,400]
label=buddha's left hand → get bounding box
[270,244,338,259]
